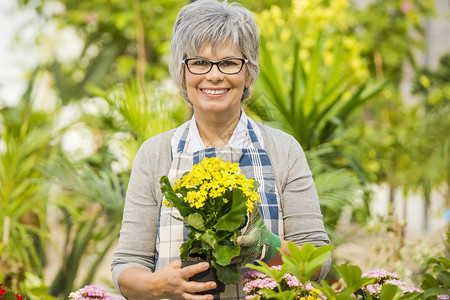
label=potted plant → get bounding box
[160,156,260,294]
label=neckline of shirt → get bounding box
[171,108,264,155]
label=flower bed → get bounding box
[240,241,449,300]
[241,266,325,300]
[69,285,122,300]
[0,283,28,300]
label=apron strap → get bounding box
[246,119,263,149]
[176,123,191,153]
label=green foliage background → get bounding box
[0,0,448,298]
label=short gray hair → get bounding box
[169,0,259,103]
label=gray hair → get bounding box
[169,0,259,103]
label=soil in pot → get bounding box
[181,258,226,295]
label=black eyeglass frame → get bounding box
[182,57,249,75]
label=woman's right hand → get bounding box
[118,260,217,300]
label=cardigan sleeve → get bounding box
[283,134,331,281]
[282,137,330,247]
[259,124,331,281]
[110,131,173,294]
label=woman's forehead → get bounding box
[189,39,242,58]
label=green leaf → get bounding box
[212,261,241,285]
[304,35,323,115]
[290,40,303,119]
[180,240,193,259]
[213,241,240,266]
[379,284,402,300]
[201,231,216,248]
[184,213,205,231]
[251,181,260,192]
[336,264,375,295]
[259,36,287,113]
[421,273,439,289]
[312,280,342,300]
[263,289,298,300]
[215,188,247,231]
[400,292,423,300]
[437,270,450,286]
[281,242,334,282]
[160,176,193,218]
[245,260,288,283]
[423,287,450,299]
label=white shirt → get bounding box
[171,109,264,156]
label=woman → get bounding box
[111,0,331,299]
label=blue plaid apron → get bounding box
[155,120,283,299]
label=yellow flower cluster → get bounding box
[256,0,369,82]
[171,157,260,212]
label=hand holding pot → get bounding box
[159,260,218,299]
[118,260,217,300]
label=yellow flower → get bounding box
[185,190,206,209]
[174,157,260,212]
[163,198,172,208]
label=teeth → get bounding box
[202,89,228,95]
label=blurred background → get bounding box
[0,0,448,299]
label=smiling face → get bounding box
[184,40,250,124]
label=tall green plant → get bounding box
[0,101,60,287]
[89,81,182,166]
[40,81,181,298]
[249,35,385,151]
[41,158,126,299]
[15,0,186,104]
[410,54,450,228]
[406,105,450,230]
[247,34,384,235]
[350,0,437,231]
[355,0,435,80]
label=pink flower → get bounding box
[362,269,401,280]
[69,285,122,300]
[241,270,266,282]
[282,273,301,287]
[241,268,326,299]
[384,279,422,294]
[304,281,315,291]
[363,283,383,295]
[360,269,423,297]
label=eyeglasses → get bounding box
[182,57,248,75]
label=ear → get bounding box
[181,62,187,89]
[182,70,187,89]
[245,71,251,88]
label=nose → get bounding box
[205,63,223,81]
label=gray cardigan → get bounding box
[111,122,331,292]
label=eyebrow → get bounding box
[193,56,240,60]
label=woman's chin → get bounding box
[195,104,240,121]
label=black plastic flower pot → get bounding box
[181,259,226,295]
